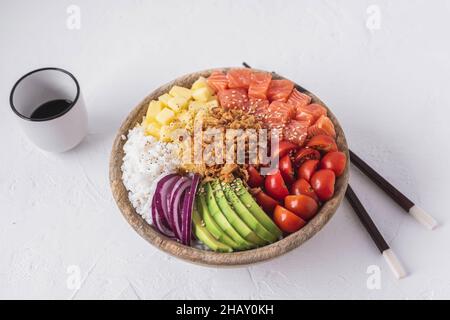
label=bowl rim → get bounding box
[109,67,349,266]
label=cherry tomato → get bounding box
[293,148,321,166]
[320,151,347,177]
[307,135,338,153]
[264,170,290,201]
[254,189,279,215]
[297,159,319,181]
[284,195,318,221]
[247,166,264,188]
[272,140,298,159]
[310,169,335,201]
[279,155,295,185]
[273,205,306,233]
[290,178,319,202]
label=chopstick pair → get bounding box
[241,62,438,279]
[345,151,437,279]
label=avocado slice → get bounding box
[221,181,277,243]
[196,193,241,250]
[192,204,232,252]
[204,183,254,249]
[231,179,282,239]
[211,180,266,246]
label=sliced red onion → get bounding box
[181,174,201,245]
[167,176,189,216]
[151,190,174,238]
[152,174,178,235]
[157,175,180,225]
[169,179,191,240]
[151,173,201,245]
[162,176,183,230]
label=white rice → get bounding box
[121,125,180,224]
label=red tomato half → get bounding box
[293,148,321,166]
[310,169,336,201]
[290,178,319,202]
[272,140,298,159]
[279,155,295,185]
[254,190,279,215]
[273,205,306,233]
[306,135,338,153]
[247,166,264,188]
[297,159,319,182]
[320,151,347,177]
[264,170,289,201]
[284,195,318,221]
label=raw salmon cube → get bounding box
[267,79,294,102]
[248,72,272,99]
[247,98,270,121]
[307,115,336,138]
[217,88,249,110]
[207,71,228,93]
[294,110,314,127]
[287,89,312,109]
[298,103,327,123]
[227,68,252,89]
[283,120,308,146]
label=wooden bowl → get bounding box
[109,68,349,266]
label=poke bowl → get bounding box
[109,68,349,266]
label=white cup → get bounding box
[9,67,88,152]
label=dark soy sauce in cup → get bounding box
[30,99,73,120]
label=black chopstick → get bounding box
[346,184,406,279]
[349,149,437,230]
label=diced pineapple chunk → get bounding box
[188,101,208,113]
[155,107,175,125]
[191,77,207,90]
[169,86,192,99]
[192,87,212,102]
[159,125,173,142]
[167,96,189,112]
[146,100,163,122]
[144,122,161,138]
[158,93,172,107]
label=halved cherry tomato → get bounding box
[293,148,321,166]
[306,135,338,153]
[254,189,279,215]
[247,166,264,188]
[297,159,319,181]
[279,155,295,185]
[273,205,306,233]
[290,178,319,202]
[272,140,298,159]
[264,170,290,201]
[310,169,336,201]
[284,195,318,221]
[320,151,347,177]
